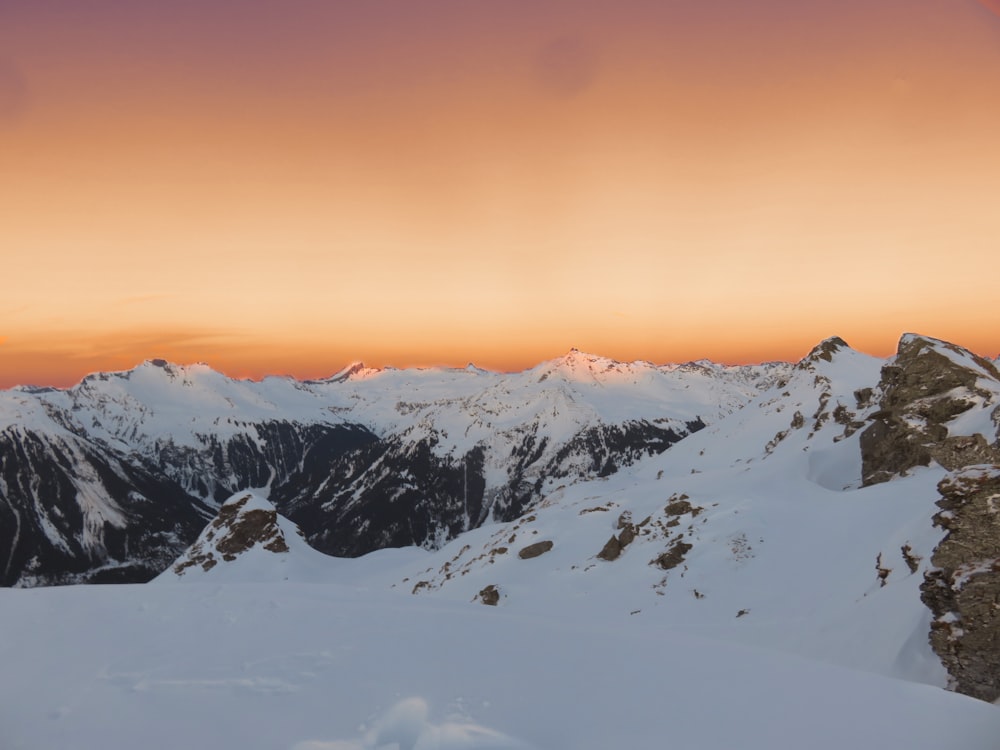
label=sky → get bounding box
[2,0,1000,388]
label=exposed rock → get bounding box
[478,584,500,606]
[597,535,622,561]
[597,519,638,562]
[920,467,1000,702]
[876,553,891,588]
[801,337,850,365]
[618,523,637,548]
[854,387,874,409]
[901,544,921,574]
[652,540,692,571]
[860,335,1000,486]
[664,494,695,517]
[765,430,788,454]
[172,493,290,576]
[518,540,554,559]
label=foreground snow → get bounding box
[2,582,999,750]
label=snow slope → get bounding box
[2,582,999,750]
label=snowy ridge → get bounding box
[3,349,782,456]
[0,349,788,584]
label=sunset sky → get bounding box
[3,0,1000,388]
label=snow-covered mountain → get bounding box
[155,334,1000,704]
[0,350,785,586]
[3,333,1000,748]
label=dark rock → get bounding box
[901,544,921,574]
[652,540,692,571]
[597,535,622,561]
[801,337,850,365]
[920,468,1000,702]
[664,495,694,517]
[478,584,500,606]
[518,540,554,559]
[618,524,637,548]
[860,335,1000,486]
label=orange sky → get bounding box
[3,0,1000,388]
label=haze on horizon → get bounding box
[3,0,1000,388]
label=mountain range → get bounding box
[2,332,1000,712]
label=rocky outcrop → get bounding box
[477,584,500,605]
[597,512,639,561]
[920,467,1000,702]
[800,336,850,365]
[517,540,554,559]
[860,335,1000,486]
[172,492,292,576]
[858,335,1000,701]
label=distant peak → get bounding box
[559,348,607,364]
[327,361,382,383]
[131,360,218,380]
[137,358,178,375]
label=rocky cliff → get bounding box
[920,467,1000,701]
[858,334,1000,701]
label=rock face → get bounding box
[920,467,1000,702]
[517,540,554,560]
[860,334,1000,487]
[857,334,1000,701]
[0,426,215,586]
[172,493,291,576]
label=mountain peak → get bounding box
[896,334,1000,382]
[800,336,851,366]
[327,361,383,383]
[126,359,218,380]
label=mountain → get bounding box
[3,333,1000,748]
[148,333,1000,705]
[0,351,785,586]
